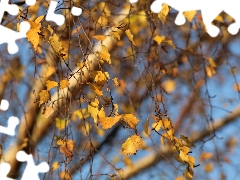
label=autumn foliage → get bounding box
[0,0,240,180]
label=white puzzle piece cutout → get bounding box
[131,0,240,37]
[0,99,9,111]
[0,163,16,180]
[16,151,49,180]
[0,99,19,136]
[46,1,65,26]
[71,6,82,16]
[0,0,36,54]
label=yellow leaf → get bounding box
[88,98,99,124]
[199,152,213,161]
[233,83,240,91]
[162,79,176,93]
[123,156,133,167]
[153,35,166,45]
[175,176,184,180]
[98,45,111,64]
[165,39,176,49]
[204,163,213,173]
[144,118,149,134]
[49,34,66,58]
[111,31,120,40]
[99,115,122,130]
[183,11,197,22]
[113,77,120,86]
[39,90,50,106]
[205,65,216,78]
[158,3,170,24]
[90,71,110,86]
[180,134,195,147]
[60,80,70,89]
[180,151,189,162]
[26,19,41,50]
[98,107,105,118]
[92,35,107,41]
[121,114,139,129]
[162,118,171,129]
[208,57,217,67]
[160,136,165,145]
[152,121,162,131]
[122,135,142,155]
[188,155,195,169]
[35,15,44,24]
[55,118,70,131]
[59,171,71,180]
[46,80,58,91]
[183,167,194,180]
[46,66,56,78]
[42,106,54,119]
[163,129,174,140]
[154,36,175,49]
[89,83,103,96]
[71,108,90,121]
[215,15,224,22]
[52,162,59,171]
[47,24,53,35]
[125,29,137,46]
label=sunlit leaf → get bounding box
[46,66,56,78]
[121,114,139,129]
[208,57,217,67]
[88,98,99,124]
[35,15,44,24]
[26,16,42,50]
[183,11,197,22]
[152,121,162,131]
[71,108,90,121]
[162,79,176,93]
[47,24,53,35]
[98,45,111,64]
[113,77,120,86]
[204,163,213,173]
[91,71,110,86]
[59,171,71,180]
[154,35,166,45]
[144,118,149,134]
[60,80,70,89]
[199,152,213,161]
[55,118,70,131]
[89,83,103,96]
[158,3,170,24]
[46,80,58,91]
[125,29,137,46]
[205,65,216,78]
[92,35,107,41]
[42,106,54,119]
[99,115,121,130]
[111,31,120,40]
[52,162,59,171]
[183,167,194,180]
[180,134,195,147]
[49,34,66,58]
[39,90,50,106]
[122,135,142,155]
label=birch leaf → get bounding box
[99,115,121,130]
[125,29,136,46]
[39,90,50,106]
[46,80,58,91]
[122,135,142,155]
[121,114,139,129]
